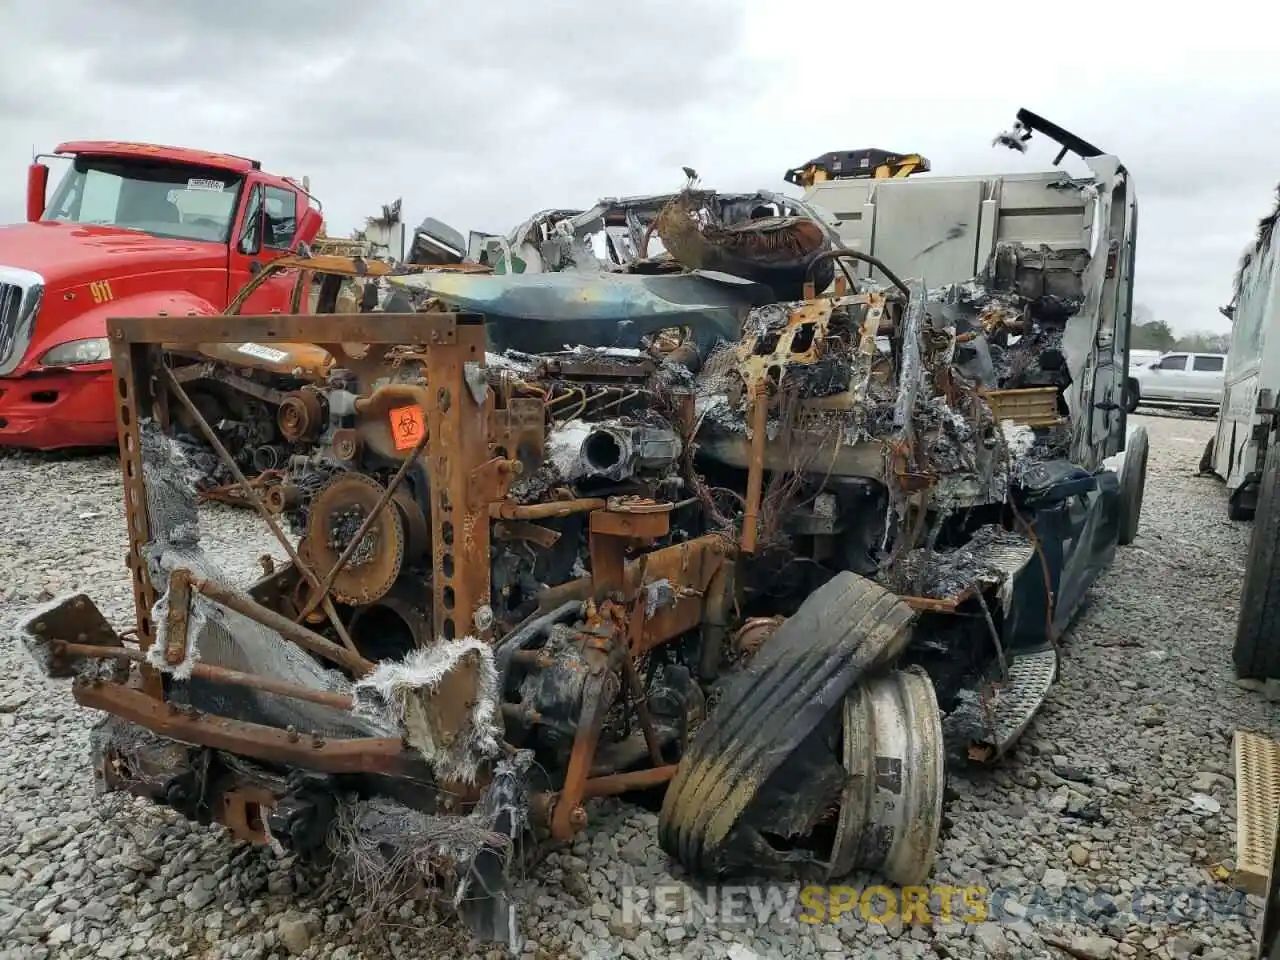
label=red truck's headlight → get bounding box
[39,337,111,366]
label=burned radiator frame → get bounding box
[66,309,732,843]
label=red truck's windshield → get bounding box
[44,156,246,243]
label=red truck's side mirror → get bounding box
[26,163,49,222]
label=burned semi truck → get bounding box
[22,110,1142,946]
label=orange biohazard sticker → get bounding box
[389,404,425,450]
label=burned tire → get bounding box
[1117,426,1148,546]
[658,572,941,884]
[1234,431,1280,679]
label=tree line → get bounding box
[1128,304,1230,354]
[1130,319,1230,353]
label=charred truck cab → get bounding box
[23,111,1143,949]
[0,141,322,449]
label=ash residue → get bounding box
[928,256,1080,394]
[941,688,995,754]
[1005,420,1072,484]
[787,356,853,397]
[644,578,676,616]
[884,524,1031,599]
[741,301,795,339]
[172,431,234,491]
[329,511,379,566]
[994,321,1068,389]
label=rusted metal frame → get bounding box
[973,589,1009,681]
[591,506,675,771]
[199,471,283,508]
[110,338,163,698]
[426,320,498,642]
[620,651,665,768]
[73,681,422,776]
[492,498,606,520]
[537,533,729,616]
[900,588,977,613]
[106,310,470,683]
[162,569,193,666]
[167,358,287,404]
[224,262,287,315]
[741,385,767,553]
[588,519,629,599]
[293,426,432,624]
[634,538,731,656]
[189,575,372,675]
[56,642,355,711]
[289,268,311,315]
[586,506,670,767]
[530,766,680,827]
[581,764,678,798]
[488,396,546,467]
[221,785,278,844]
[587,506,671,601]
[159,364,359,658]
[551,655,618,840]
[199,366,288,406]
[274,254,389,276]
[170,360,217,384]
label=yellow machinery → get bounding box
[784,148,930,188]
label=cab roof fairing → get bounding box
[53,140,261,174]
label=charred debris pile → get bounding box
[29,160,1114,948]
[191,178,1083,580]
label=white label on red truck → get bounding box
[238,343,290,364]
[186,178,225,192]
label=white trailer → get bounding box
[1215,195,1280,680]
[1206,197,1280,519]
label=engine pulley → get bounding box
[303,473,407,606]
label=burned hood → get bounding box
[384,269,773,355]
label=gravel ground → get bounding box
[0,413,1275,960]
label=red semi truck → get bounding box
[0,141,324,449]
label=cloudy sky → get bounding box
[2,0,1277,334]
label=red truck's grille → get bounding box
[0,284,20,317]
[0,284,24,367]
[0,269,44,376]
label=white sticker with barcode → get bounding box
[187,178,225,192]
[238,342,290,364]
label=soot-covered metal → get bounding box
[24,112,1142,948]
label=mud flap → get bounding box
[1053,469,1122,635]
[1001,464,1121,647]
